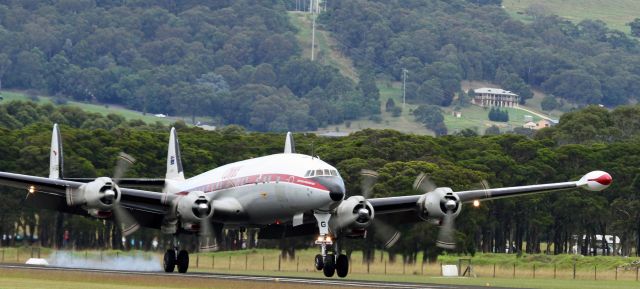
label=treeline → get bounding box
[488,107,509,122]
[320,0,640,107]
[2,102,640,261]
[0,1,379,131]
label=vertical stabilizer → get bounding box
[284,132,296,154]
[49,124,63,179]
[166,127,185,181]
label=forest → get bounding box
[1,100,640,262]
[0,1,379,131]
[320,0,640,107]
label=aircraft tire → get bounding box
[323,254,335,277]
[177,250,189,273]
[163,249,176,273]
[336,254,348,278]
[314,254,324,270]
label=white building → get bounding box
[472,88,519,108]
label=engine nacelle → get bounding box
[417,187,461,221]
[330,196,374,235]
[66,177,120,213]
[176,191,213,224]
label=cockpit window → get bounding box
[309,170,315,177]
[304,170,311,177]
[315,169,323,176]
[324,169,330,176]
[330,170,338,176]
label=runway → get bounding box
[0,263,518,289]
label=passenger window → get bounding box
[316,169,323,176]
[324,169,330,176]
[330,170,337,176]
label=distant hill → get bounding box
[503,0,640,34]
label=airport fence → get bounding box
[1,246,639,282]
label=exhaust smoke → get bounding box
[47,250,161,271]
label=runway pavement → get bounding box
[0,263,523,289]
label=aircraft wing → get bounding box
[368,171,612,217]
[0,171,169,229]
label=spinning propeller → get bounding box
[110,152,140,236]
[358,169,401,249]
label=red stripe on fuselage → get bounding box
[179,173,328,194]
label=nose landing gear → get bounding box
[313,212,349,278]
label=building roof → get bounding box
[474,87,518,96]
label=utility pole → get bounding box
[310,0,317,61]
[402,68,408,110]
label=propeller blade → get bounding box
[373,220,401,249]
[436,202,457,250]
[199,218,218,252]
[113,204,139,236]
[360,169,379,198]
[413,173,437,194]
[113,152,136,184]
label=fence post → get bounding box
[421,260,424,275]
[212,255,215,270]
[573,262,576,280]
[296,256,299,272]
[228,255,231,271]
[384,261,387,275]
[493,263,496,278]
[636,267,639,281]
[512,263,515,279]
[85,251,88,260]
[615,266,617,281]
[440,261,443,276]
[367,260,370,274]
[196,254,199,268]
[262,255,265,271]
[100,251,103,262]
[1,249,4,262]
[554,264,557,279]
[278,254,281,271]
[533,264,536,279]
[594,265,596,281]
[16,248,19,262]
[245,255,248,271]
[30,247,33,258]
[403,261,405,275]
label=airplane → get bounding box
[0,124,613,278]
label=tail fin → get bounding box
[166,127,185,181]
[284,132,296,154]
[49,124,63,179]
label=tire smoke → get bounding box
[47,251,162,271]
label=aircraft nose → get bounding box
[310,176,345,201]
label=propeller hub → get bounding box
[444,199,456,211]
[103,189,116,200]
[357,208,370,219]
[196,203,210,217]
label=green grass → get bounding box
[0,90,186,125]
[2,248,640,288]
[503,0,640,34]
[443,105,543,134]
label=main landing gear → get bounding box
[164,236,190,273]
[164,248,189,273]
[313,212,349,278]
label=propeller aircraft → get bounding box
[0,125,613,277]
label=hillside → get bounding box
[503,0,640,34]
[0,2,380,132]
